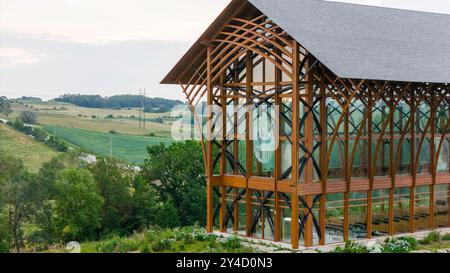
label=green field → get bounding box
[44,125,175,164]
[0,123,59,172]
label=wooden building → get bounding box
[161,0,450,248]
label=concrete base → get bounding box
[213,227,450,253]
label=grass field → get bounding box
[44,125,174,164]
[0,123,59,172]
[3,101,185,137]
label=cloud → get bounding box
[0,48,46,68]
[0,0,229,44]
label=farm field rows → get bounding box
[5,101,184,137]
[43,125,174,164]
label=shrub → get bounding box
[19,110,38,124]
[109,130,118,134]
[222,236,242,250]
[384,239,411,253]
[105,114,114,119]
[397,236,418,250]
[151,238,172,252]
[419,231,440,245]
[334,241,367,253]
[442,233,450,241]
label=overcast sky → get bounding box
[1,0,450,100]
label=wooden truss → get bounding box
[177,14,450,248]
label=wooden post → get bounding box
[291,41,300,249]
[206,46,214,233]
[319,64,327,245]
[304,54,314,247]
[245,51,253,236]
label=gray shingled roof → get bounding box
[249,0,450,83]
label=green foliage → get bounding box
[46,136,68,152]
[222,236,242,250]
[334,241,368,253]
[0,215,11,253]
[397,236,418,250]
[419,231,440,245]
[88,158,133,235]
[19,110,38,124]
[55,94,182,113]
[442,233,450,241]
[54,168,104,242]
[384,238,412,253]
[142,141,206,226]
[0,96,13,117]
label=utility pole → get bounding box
[143,88,146,129]
[139,88,142,128]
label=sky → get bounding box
[1,0,450,101]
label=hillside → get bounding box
[5,101,180,137]
[0,122,59,172]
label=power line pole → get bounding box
[143,88,146,129]
[138,88,142,128]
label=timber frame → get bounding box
[163,1,450,248]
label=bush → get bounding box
[109,130,118,134]
[419,231,440,245]
[105,114,114,119]
[398,236,418,250]
[334,241,367,253]
[222,236,242,250]
[442,233,450,241]
[151,238,172,252]
[19,110,38,124]
[384,239,411,253]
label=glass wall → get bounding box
[325,193,345,244]
[250,190,275,240]
[393,187,410,234]
[434,184,449,228]
[371,189,390,237]
[414,185,431,231]
[348,192,368,240]
[279,193,292,243]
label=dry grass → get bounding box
[4,101,180,137]
[0,123,59,172]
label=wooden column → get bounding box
[274,47,282,242]
[367,85,374,239]
[319,65,327,245]
[206,46,214,233]
[219,72,226,232]
[410,88,416,233]
[245,51,253,236]
[388,86,395,235]
[343,84,350,241]
[430,87,436,228]
[291,41,300,249]
[304,55,314,247]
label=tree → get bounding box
[141,141,206,226]
[0,96,12,117]
[130,176,180,230]
[19,110,38,124]
[88,158,133,235]
[0,152,36,252]
[54,168,104,242]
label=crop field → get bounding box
[0,123,59,172]
[4,101,187,137]
[43,125,175,164]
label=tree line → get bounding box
[0,141,205,252]
[55,94,183,113]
